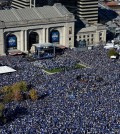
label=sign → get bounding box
[51,31,59,42]
[7,35,17,48]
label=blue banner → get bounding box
[51,31,59,42]
[7,35,17,48]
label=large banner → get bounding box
[51,31,59,43]
[7,35,17,48]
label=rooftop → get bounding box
[0,3,75,28]
[78,24,106,33]
[104,1,119,6]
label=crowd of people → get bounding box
[0,45,119,133]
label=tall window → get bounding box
[91,34,94,37]
[99,32,102,36]
[31,0,35,5]
[69,27,72,34]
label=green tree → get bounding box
[13,90,23,101]
[2,86,12,94]
[1,81,28,103]
[20,81,27,92]
[11,81,27,93]
[108,48,119,57]
[3,92,13,103]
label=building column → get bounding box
[20,30,24,51]
[17,34,21,50]
[103,30,106,43]
[34,0,36,7]
[46,28,49,43]
[60,28,63,45]
[0,30,5,55]
[30,0,32,8]
[63,26,67,47]
[39,32,42,43]
[42,28,46,43]
[95,32,99,44]
[24,30,28,52]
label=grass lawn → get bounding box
[44,68,63,73]
[43,63,87,74]
[74,63,87,69]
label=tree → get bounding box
[1,81,28,103]
[108,48,119,57]
[18,81,27,92]
[11,82,21,93]
[13,90,23,101]
[29,89,38,101]
[2,86,12,94]
[3,92,13,103]
[11,81,27,93]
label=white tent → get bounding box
[104,43,114,49]
[110,55,117,59]
[33,43,54,48]
[0,66,16,74]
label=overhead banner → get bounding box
[7,35,17,48]
[51,31,59,42]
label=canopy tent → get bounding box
[32,43,55,58]
[104,43,114,49]
[33,43,55,48]
[110,55,117,59]
[0,66,16,74]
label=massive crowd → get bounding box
[0,45,120,134]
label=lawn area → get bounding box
[74,63,87,69]
[44,68,63,74]
[43,63,87,74]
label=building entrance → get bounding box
[29,32,39,51]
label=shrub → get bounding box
[108,48,119,57]
[29,89,38,101]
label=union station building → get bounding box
[0,3,75,55]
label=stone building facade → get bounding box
[0,3,75,55]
